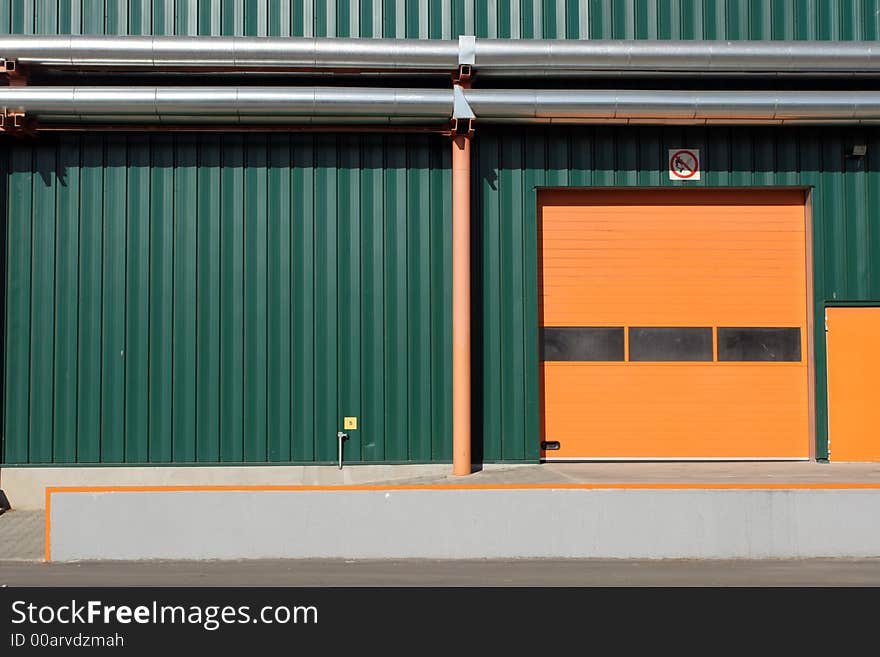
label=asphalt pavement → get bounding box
[2,558,880,586]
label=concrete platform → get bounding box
[4,462,879,561]
[0,463,463,510]
[46,483,880,561]
[6,461,880,510]
[405,462,880,485]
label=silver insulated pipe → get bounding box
[1,35,879,75]
[0,86,453,124]
[472,39,880,76]
[0,35,459,71]
[4,87,880,125]
[464,89,880,124]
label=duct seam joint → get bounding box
[458,36,476,66]
[453,85,475,121]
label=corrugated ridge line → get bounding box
[2,0,880,38]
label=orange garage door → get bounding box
[539,189,810,460]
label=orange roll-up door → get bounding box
[539,189,810,460]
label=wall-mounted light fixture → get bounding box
[847,144,867,158]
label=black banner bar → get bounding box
[1,587,876,652]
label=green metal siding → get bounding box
[1,0,878,39]
[2,2,879,465]
[475,125,880,462]
[2,134,452,464]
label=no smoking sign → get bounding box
[668,148,701,181]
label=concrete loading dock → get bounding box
[44,481,880,561]
[1,2,880,561]
[4,462,880,561]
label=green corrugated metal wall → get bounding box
[8,127,878,464]
[1,0,878,39]
[2,2,879,464]
[475,125,880,462]
[3,134,452,463]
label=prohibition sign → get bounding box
[669,149,700,180]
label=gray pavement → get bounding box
[406,461,880,485]
[2,558,880,586]
[0,511,43,560]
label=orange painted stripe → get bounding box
[44,482,880,562]
[44,488,52,562]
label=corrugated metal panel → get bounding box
[1,0,878,39]
[3,132,879,467]
[474,125,880,462]
[2,133,452,464]
[2,4,878,467]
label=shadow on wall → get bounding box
[16,132,444,185]
[475,125,880,179]
[13,126,880,191]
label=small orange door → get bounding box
[540,189,810,460]
[826,307,880,462]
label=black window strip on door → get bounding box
[541,327,625,361]
[628,327,714,362]
[543,326,802,363]
[717,327,802,362]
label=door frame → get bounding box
[535,186,816,462]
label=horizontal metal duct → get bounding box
[3,87,880,125]
[0,87,453,124]
[465,89,880,124]
[1,35,879,75]
[473,39,880,76]
[0,35,459,71]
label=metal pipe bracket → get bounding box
[1,59,29,86]
[0,109,34,135]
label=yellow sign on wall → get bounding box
[343,417,358,430]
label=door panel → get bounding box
[539,189,810,460]
[826,307,880,462]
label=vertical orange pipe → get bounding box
[452,134,472,476]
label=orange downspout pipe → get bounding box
[452,133,472,476]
